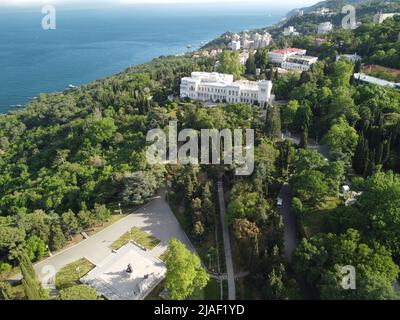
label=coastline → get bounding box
[0,7,287,114]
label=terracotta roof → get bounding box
[271,48,304,54]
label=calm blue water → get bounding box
[0,4,285,113]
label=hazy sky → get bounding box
[0,0,318,8]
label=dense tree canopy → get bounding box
[164,239,209,300]
[294,229,399,300]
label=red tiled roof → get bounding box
[271,48,304,54]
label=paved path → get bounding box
[217,180,236,300]
[282,132,330,160]
[209,271,249,281]
[16,187,195,282]
[278,132,330,262]
[278,184,300,262]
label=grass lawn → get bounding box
[110,227,160,250]
[302,197,340,238]
[158,250,168,262]
[362,64,400,82]
[55,258,95,290]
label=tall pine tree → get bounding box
[18,251,46,300]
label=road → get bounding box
[277,184,300,262]
[278,132,330,262]
[13,187,195,282]
[282,132,330,160]
[217,180,236,300]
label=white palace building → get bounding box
[180,72,273,107]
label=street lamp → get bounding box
[118,202,122,215]
[207,253,212,270]
[46,244,52,257]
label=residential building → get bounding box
[252,32,272,48]
[231,33,241,41]
[281,55,318,72]
[230,40,241,51]
[354,73,400,89]
[373,11,400,24]
[283,26,299,36]
[318,22,333,34]
[314,7,331,15]
[314,37,328,47]
[210,49,219,57]
[180,72,273,107]
[268,48,307,64]
[242,38,255,49]
[275,67,289,76]
[239,51,250,65]
[336,53,362,63]
[229,32,272,50]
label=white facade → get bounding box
[354,73,400,89]
[281,55,318,72]
[336,53,362,63]
[283,26,299,36]
[252,32,272,48]
[268,48,307,64]
[231,33,241,41]
[317,22,333,34]
[314,7,331,15]
[373,12,400,24]
[180,72,273,106]
[239,51,250,65]
[230,32,272,50]
[242,39,255,49]
[230,40,241,51]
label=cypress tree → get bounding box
[299,128,308,149]
[366,150,376,177]
[245,53,256,75]
[18,251,43,300]
[383,133,392,164]
[376,140,384,165]
[355,60,361,73]
[265,105,281,140]
[353,135,365,174]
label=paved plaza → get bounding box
[81,243,166,300]
[14,187,194,285]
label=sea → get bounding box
[0,4,287,113]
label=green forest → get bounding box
[1,0,400,300]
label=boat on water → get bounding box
[67,84,78,89]
[186,44,192,49]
